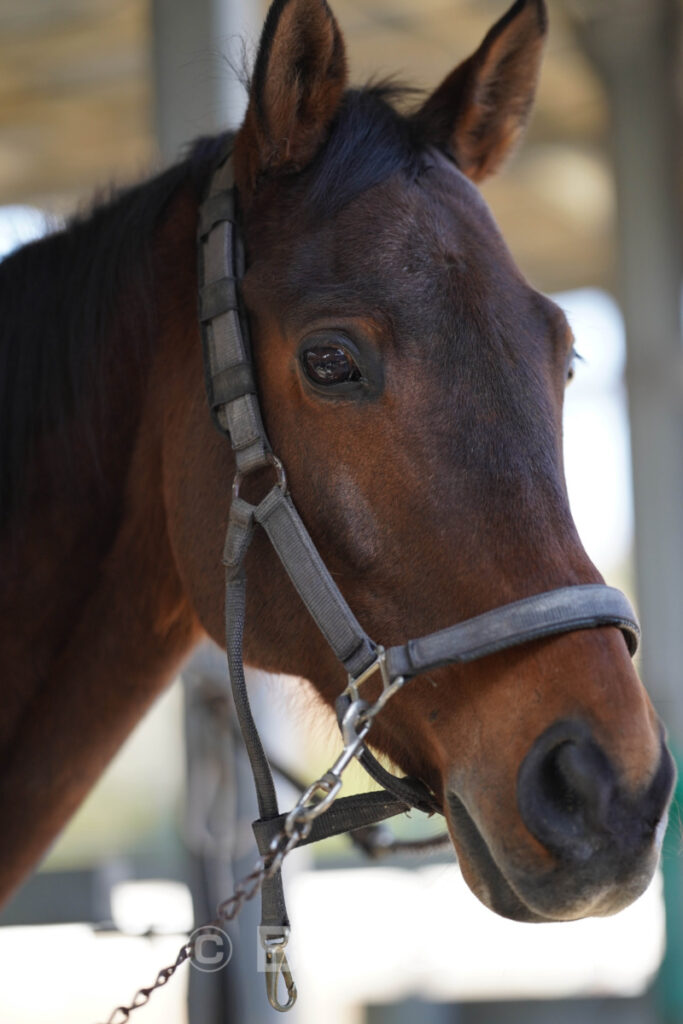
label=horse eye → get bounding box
[302,345,362,386]
[566,346,583,386]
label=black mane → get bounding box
[0,135,226,531]
[305,84,427,219]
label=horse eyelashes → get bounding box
[566,346,584,384]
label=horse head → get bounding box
[167,0,674,924]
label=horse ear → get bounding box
[416,0,547,182]
[233,0,348,201]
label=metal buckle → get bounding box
[344,646,405,713]
[232,452,287,501]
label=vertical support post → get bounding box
[151,0,260,163]
[573,3,683,1021]
[183,648,241,1024]
[150,5,275,1023]
[574,0,683,740]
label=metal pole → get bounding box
[151,0,260,164]
[150,5,293,1023]
[571,0,683,741]
[571,3,683,1021]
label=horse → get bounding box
[0,0,674,938]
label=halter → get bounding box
[197,145,640,1007]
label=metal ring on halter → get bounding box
[283,773,343,836]
[344,645,405,711]
[232,452,287,501]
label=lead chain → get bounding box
[99,692,387,1023]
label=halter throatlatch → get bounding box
[197,145,640,1010]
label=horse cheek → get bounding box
[158,330,233,649]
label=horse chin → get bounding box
[445,791,552,922]
[444,791,663,924]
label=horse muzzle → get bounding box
[444,721,675,922]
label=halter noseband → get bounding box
[197,145,640,985]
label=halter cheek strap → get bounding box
[197,145,641,959]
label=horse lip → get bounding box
[444,790,553,923]
[445,780,665,923]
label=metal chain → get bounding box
[102,940,194,1023]
[98,671,400,1024]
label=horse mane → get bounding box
[304,83,427,219]
[0,84,426,534]
[0,134,229,532]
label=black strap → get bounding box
[258,742,451,858]
[385,585,639,679]
[198,189,235,237]
[199,277,238,321]
[252,791,410,853]
[224,571,288,930]
[254,488,377,678]
[210,363,255,408]
[334,692,440,813]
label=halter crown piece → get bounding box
[197,145,640,1010]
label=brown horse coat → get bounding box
[0,0,672,923]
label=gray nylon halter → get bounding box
[197,144,640,942]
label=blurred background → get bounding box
[0,0,681,1022]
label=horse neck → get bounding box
[0,184,203,904]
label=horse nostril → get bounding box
[540,738,613,831]
[518,722,617,862]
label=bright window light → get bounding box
[288,864,664,1019]
[0,205,52,259]
[557,287,633,576]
